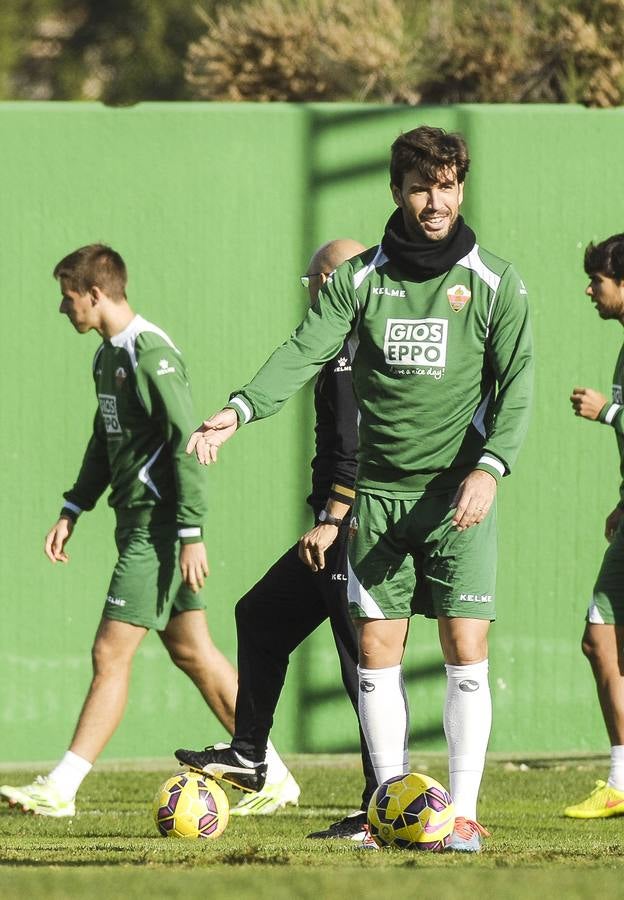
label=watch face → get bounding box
[319,510,327,521]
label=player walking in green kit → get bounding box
[566,233,624,819]
[0,244,295,817]
[187,127,533,851]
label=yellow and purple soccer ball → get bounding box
[367,772,455,851]
[153,771,229,839]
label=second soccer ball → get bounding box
[153,770,229,839]
[367,772,455,851]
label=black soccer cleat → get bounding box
[174,742,267,793]
[307,809,368,840]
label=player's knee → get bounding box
[358,632,399,668]
[235,593,259,632]
[91,637,133,675]
[581,635,593,661]
[442,636,488,666]
[167,642,207,674]
[581,632,600,665]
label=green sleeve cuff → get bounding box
[227,394,253,425]
[599,402,623,426]
[475,453,506,483]
[178,526,203,545]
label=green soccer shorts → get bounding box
[347,490,497,621]
[588,519,624,625]
[103,522,205,630]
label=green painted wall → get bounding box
[1,102,623,765]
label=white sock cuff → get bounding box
[62,751,93,777]
[264,739,289,784]
[445,659,489,679]
[358,664,402,679]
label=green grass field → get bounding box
[1,754,623,899]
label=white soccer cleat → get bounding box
[0,776,75,818]
[229,771,300,816]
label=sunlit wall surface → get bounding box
[1,103,622,762]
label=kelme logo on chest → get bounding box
[447,284,471,312]
[384,318,448,367]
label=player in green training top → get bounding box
[566,233,624,819]
[0,244,295,818]
[186,127,533,851]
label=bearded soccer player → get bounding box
[0,244,295,817]
[176,239,378,839]
[184,127,533,851]
[566,233,624,819]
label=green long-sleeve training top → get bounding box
[228,242,533,496]
[61,315,206,543]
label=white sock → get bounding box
[358,664,409,784]
[607,745,624,790]
[48,751,92,802]
[444,660,491,821]
[264,739,289,785]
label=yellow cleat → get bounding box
[564,780,624,819]
[229,772,300,816]
[0,776,75,818]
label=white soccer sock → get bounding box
[607,745,624,791]
[444,660,491,821]
[48,751,93,802]
[264,739,289,785]
[358,664,409,785]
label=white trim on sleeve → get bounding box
[230,395,253,424]
[178,527,202,539]
[604,404,622,425]
[478,454,506,477]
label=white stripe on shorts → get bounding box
[347,558,386,619]
[587,601,606,624]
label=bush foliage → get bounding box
[1,0,623,105]
[186,0,421,102]
[186,0,624,107]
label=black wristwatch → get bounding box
[318,509,344,527]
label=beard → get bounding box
[406,208,458,243]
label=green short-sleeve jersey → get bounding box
[61,315,206,541]
[229,242,533,495]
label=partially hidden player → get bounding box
[0,244,295,817]
[184,127,533,851]
[566,233,624,819]
[176,239,378,838]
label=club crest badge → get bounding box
[115,366,127,388]
[447,284,471,312]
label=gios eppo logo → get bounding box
[98,393,122,434]
[383,318,448,368]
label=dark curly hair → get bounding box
[390,126,470,189]
[584,233,624,283]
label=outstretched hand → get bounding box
[186,408,239,465]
